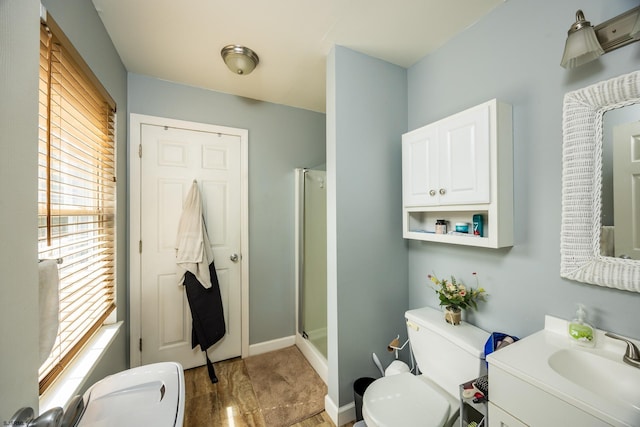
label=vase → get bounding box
[444,306,462,325]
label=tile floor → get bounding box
[183,357,355,427]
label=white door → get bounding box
[613,121,640,260]
[138,123,243,369]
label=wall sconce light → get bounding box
[221,45,259,75]
[561,6,640,69]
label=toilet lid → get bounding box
[363,373,451,427]
[77,362,184,427]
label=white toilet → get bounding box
[74,361,185,426]
[362,306,489,427]
[9,362,185,427]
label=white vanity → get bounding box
[487,316,640,426]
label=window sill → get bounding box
[39,321,123,413]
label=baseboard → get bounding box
[248,335,296,356]
[325,394,356,426]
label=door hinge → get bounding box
[138,144,142,158]
[139,338,142,352]
[139,240,142,253]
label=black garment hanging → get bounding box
[183,260,226,383]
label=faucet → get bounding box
[605,332,640,368]
[7,407,64,427]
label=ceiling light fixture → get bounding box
[221,45,259,75]
[561,6,640,69]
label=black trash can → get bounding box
[353,377,376,421]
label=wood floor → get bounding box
[183,357,355,427]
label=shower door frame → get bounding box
[294,168,328,384]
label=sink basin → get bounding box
[548,348,640,410]
[487,315,640,426]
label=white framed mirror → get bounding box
[561,70,640,291]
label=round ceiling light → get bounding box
[221,45,259,75]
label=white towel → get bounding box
[175,181,213,288]
[39,260,60,365]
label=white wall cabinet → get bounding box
[403,103,489,207]
[402,99,513,248]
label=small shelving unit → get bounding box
[404,205,499,248]
[459,378,487,427]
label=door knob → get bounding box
[439,188,446,195]
[429,189,436,196]
[230,253,240,262]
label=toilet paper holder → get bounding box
[387,335,409,359]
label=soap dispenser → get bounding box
[568,304,595,347]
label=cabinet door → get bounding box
[402,125,439,206]
[438,103,490,205]
[488,403,528,427]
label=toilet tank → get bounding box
[406,306,489,398]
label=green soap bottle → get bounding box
[568,304,595,346]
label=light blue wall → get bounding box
[40,0,129,393]
[0,0,40,418]
[327,46,409,407]
[0,0,128,419]
[128,74,326,344]
[407,0,640,340]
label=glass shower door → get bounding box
[300,169,327,358]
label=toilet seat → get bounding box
[362,373,458,427]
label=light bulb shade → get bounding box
[221,45,259,75]
[560,11,604,69]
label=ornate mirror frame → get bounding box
[561,70,640,291]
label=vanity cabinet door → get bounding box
[488,402,528,427]
[402,103,490,207]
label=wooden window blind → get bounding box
[38,17,117,394]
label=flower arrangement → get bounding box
[429,272,487,311]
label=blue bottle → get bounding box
[473,214,483,237]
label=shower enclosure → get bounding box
[295,168,327,382]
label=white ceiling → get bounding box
[92,0,504,113]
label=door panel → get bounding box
[402,125,439,207]
[140,124,242,369]
[614,121,640,260]
[439,103,490,204]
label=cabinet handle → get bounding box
[439,188,446,195]
[429,189,436,197]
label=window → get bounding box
[38,16,116,394]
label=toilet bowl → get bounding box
[362,306,489,427]
[8,362,185,427]
[362,372,458,426]
[74,361,185,426]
